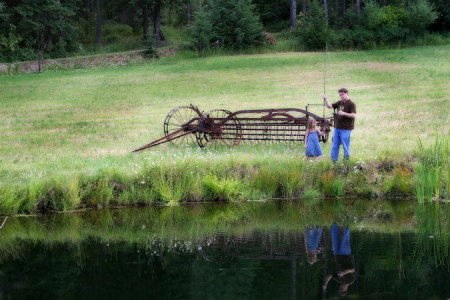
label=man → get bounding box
[323,88,356,162]
[322,224,356,297]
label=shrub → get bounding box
[201,175,243,201]
[302,188,322,198]
[330,28,376,49]
[407,0,438,35]
[382,166,413,196]
[379,5,408,28]
[362,0,384,30]
[102,22,133,44]
[321,171,345,197]
[143,36,159,59]
[376,26,409,44]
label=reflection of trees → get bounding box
[0,201,449,299]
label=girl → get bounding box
[305,117,324,158]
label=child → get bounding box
[305,117,324,158]
[305,226,324,265]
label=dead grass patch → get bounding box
[346,62,411,71]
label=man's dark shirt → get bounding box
[332,99,356,130]
[331,255,355,284]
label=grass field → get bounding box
[0,45,449,213]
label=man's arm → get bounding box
[337,101,356,118]
[322,274,332,291]
[337,268,355,277]
[337,111,356,118]
[323,95,333,109]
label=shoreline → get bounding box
[1,153,447,216]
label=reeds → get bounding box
[414,203,450,267]
[415,137,449,203]
[0,151,429,215]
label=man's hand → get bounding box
[322,274,332,291]
[323,95,332,109]
[338,111,356,118]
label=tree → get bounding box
[187,7,214,54]
[407,0,438,34]
[0,2,22,62]
[14,0,78,57]
[95,0,102,46]
[290,0,297,29]
[210,0,263,50]
[303,0,328,50]
[323,0,328,23]
[362,0,383,30]
[153,0,164,42]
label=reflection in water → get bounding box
[304,226,323,265]
[0,200,449,299]
[323,224,355,297]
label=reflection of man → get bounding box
[322,224,356,296]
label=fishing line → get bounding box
[323,42,328,119]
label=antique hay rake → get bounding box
[133,104,334,152]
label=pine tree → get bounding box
[303,0,328,50]
[210,0,263,50]
[14,0,78,57]
[187,7,214,55]
[407,0,438,35]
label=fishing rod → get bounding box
[323,42,328,121]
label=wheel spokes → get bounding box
[163,106,201,145]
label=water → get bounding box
[0,200,449,299]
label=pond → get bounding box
[0,199,449,299]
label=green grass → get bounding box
[0,45,449,213]
[415,137,449,203]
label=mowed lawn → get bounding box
[1,45,449,187]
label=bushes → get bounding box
[187,0,264,54]
[322,0,440,50]
[330,29,376,49]
[102,23,133,44]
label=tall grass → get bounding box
[415,137,449,203]
[414,203,450,267]
[0,150,431,215]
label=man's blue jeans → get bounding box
[331,224,351,255]
[331,128,352,161]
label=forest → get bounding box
[0,0,448,62]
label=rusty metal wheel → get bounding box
[163,105,202,145]
[196,109,242,149]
